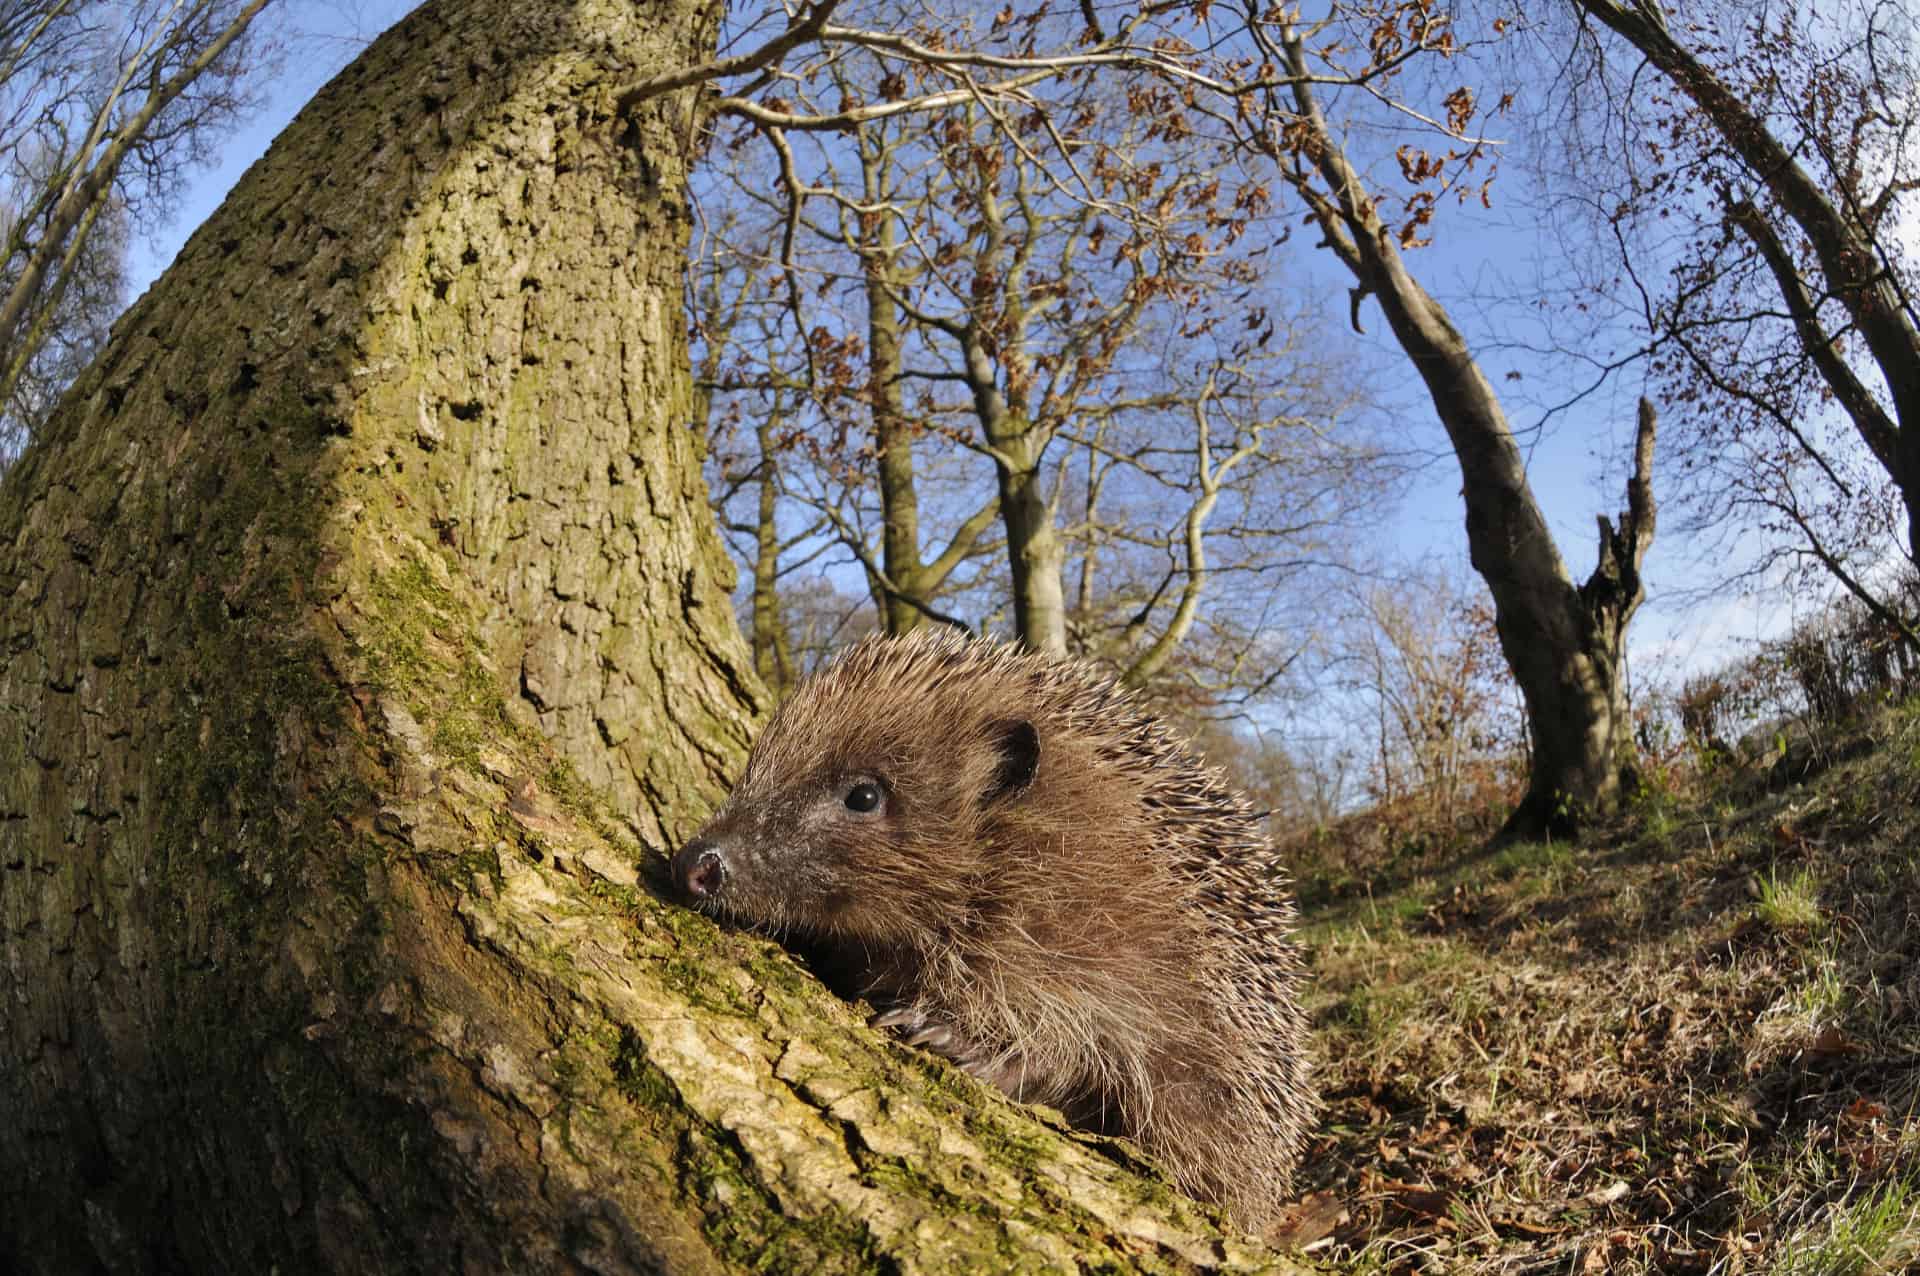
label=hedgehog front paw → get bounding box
[872,1006,1006,1084]
[871,1005,960,1053]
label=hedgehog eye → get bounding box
[843,782,883,813]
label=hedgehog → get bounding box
[670,629,1314,1230]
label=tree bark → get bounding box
[1120,379,1262,688]
[0,1,1293,1270]
[863,168,927,637]
[1281,36,1655,839]
[992,417,1071,657]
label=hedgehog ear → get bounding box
[983,719,1039,802]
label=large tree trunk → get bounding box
[1281,36,1656,840]
[0,1,1292,1270]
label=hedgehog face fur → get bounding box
[671,630,1314,1232]
[673,655,1041,949]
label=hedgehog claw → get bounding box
[873,1007,972,1063]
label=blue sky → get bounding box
[123,0,1827,690]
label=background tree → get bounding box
[0,158,124,460]
[691,227,835,695]
[0,0,274,460]
[696,7,1381,690]
[1545,0,1920,631]
[1178,4,1664,836]
[694,114,1007,645]
[1064,343,1375,694]
[1338,569,1525,825]
[696,0,1674,835]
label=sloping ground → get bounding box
[1283,698,1920,1273]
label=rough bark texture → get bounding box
[1283,37,1655,839]
[0,1,1297,1270]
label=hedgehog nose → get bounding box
[672,837,728,901]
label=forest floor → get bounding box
[1278,697,1920,1274]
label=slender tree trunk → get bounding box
[1282,36,1656,839]
[1122,465,1216,686]
[1121,390,1257,687]
[750,418,794,695]
[965,335,1065,655]
[864,290,998,636]
[860,131,922,634]
[1075,440,1104,619]
[866,231,928,635]
[995,427,1070,657]
[0,2,1288,1270]
[860,138,996,636]
[0,183,113,424]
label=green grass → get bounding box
[1755,865,1824,933]
[1774,1174,1920,1276]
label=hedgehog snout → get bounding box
[672,836,729,901]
